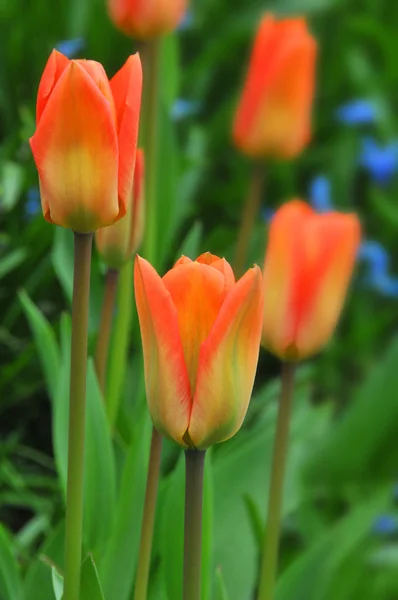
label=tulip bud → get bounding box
[134,252,263,449]
[96,149,145,268]
[262,200,361,360]
[233,14,317,159]
[108,0,187,39]
[30,51,142,233]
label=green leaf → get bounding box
[0,525,23,600]
[214,567,230,600]
[53,314,117,551]
[19,289,60,400]
[80,555,105,600]
[100,408,151,600]
[176,221,203,260]
[0,248,27,279]
[0,160,25,212]
[160,34,180,108]
[51,567,63,600]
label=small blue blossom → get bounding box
[178,10,194,31]
[171,98,200,121]
[373,515,398,536]
[335,99,378,126]
[262,208,275,223]
[309,175,333,213]
[55,38,85,58]
[25,188,41,220]
[359,137,398,186]
[358,241,398,298]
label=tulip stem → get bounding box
[257,362,296,600]
[142,39,160,266]
[183,449,206,600]
[95,268,119,394]
[106,260,134,427]
[64,232,93,600]
[133,427,163,600]
[233,163,265,278]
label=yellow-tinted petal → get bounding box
[163,262,228,396]
[196,252,236,289]
[134,256,192,445]
[189,266,263,449]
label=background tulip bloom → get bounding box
[108,0,187,39]
[134,253,263,449]
[233,14,317,159]
[262,200,361,360]
[96,149,145,268]
[30,50,142,233]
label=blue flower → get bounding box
[358,241,398,298]
[55,38,85,58]
[178,10,194,31]
[373,515,398,536]
[25,188,41,219]
[359,137,398,186]
[171,98,200,121]
[335,99,378,126]
[308,175,333,213]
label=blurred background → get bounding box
[1,0,398,599]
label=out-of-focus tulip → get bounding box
[96,149,145,268]
[262,200,361,360]
[108,0,187,39]
[233,14,316,159]
[134,253,263,449]
[30,50,142,233]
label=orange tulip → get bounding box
[262,200,361,360]
[96,149,145,268]
[233,14,317,159]
[134,253,263,449]
[108,0,187,39]
[30,50,142,233]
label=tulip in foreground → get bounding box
[96,149,145,268]
[233,14,317,159]
[30,50,142,233]
[134,253,263,449]
[108,0,187,39]
[262,200,361,360]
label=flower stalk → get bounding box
[183,449,206,600]
[257,362,296,600]
[63,232,93,600]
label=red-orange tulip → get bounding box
[30,50,142,233]
[262,200,361,360]
[96,149,145,268]
[134,253,263,449]
[233,15,316,159]
[108,0,187,39]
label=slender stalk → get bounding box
[106,260,133,427]
[257,362,296,600]
[141,39,160,266]
[63,232,93,600]
[133,427,163,600]
[95,268,119,394]
[233,163,265,278]
[183,449,206,600]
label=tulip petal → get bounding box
[36,50,70,124]
[110,54,143,213]
[30,62,119,233]
[189,266,263,449]
[134,256,192,445]
[196,252,236,289]
[163,262,228,396]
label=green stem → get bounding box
[133,427,163,600]
[233,163,265,278]
[63,232,93,600]
[183,449,206,600]
[257,362,296,600]
[141,39,160,266]
[106,260,133,427]
[95,268,119,394]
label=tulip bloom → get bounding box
[262,200,361,360]
[96,149,145,268]
[233,15,316,159]
[134,253,263,449]
[108,0,187,39]
[30,50,142,233]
